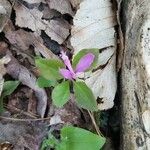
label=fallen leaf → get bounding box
[0,0,12,32]
[46,0,74,16]
[0,77,4,97]
[49,96,86,127]
[23,0,43,4]
[0,55,11,97]
[45,19,70,44]
[69,0,83,9]
[14,2,70,44]
[0,121,47,150]
[5,50,47,117]
[14,3,44,32]
[70,0,117,110]
[4,20,58,59]
[42,5,61,20]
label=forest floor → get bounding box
[0,0,120,149]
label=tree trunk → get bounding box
[121,0,150,149]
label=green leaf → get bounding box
[2,80,20,97]
[59,126,106,150]
[52,81,70,107]
[56,140,68,150]
[73,81,98,111]
[40,134,59,150]
[0,97,5,113]
[37,76,57,88]
[72,49,99,71]
[0,80,20,113]
[35,58,65,80]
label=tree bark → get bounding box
[121,0,150,149]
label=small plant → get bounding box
[0,80,20,112]
[41,126,105,150]
[36,49,106,150]
[35,49,99,111]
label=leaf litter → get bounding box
[0,0,120,149]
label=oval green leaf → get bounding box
[2,80,20,97]
[59,126,106,150]
[52,81,70,107]
[37,76,57,88]
[73,81,98,111]
[35,58,65,80]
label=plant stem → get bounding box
[87,110,103,137]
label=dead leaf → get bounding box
[0,55,11,97]
[42,5,61,20]
[49,97,86,127]
[45,19,70,44]
[23,0,43,4]
[0,121,47,150]
[14,2,70,44]
[46,0,74,16]
[69,0,83,9]
[5,50,47,117]
[27,90,37,115]
[70,0,117,110]
[4,20,58,59]
[0,77,4,97]
[14,3,44,32]
[0,0,12,32]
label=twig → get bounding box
[0,116,51,122]
[87,110,103,137]
[4,104,38,119]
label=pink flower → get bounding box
[59,51,95,80]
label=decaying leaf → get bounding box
[45,19,70,45]
[14,2,70,44]
[0,55,11,96]
[69,0,83,9]
[0,0,12,32]
[71,0,117,110]
[49,97,86,127]
[42,5,60,20]
[5,50,47,117]
[0,121,47,150]
[46,0,74,16]
[23,0,43,4]
[4,20,58,59]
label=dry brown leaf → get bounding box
[46,0,74,16]
[0,0,12,32]
[71,0,117,110]
[4,20,58,59]
[49,97,85,127]
[5,50,47,117]
[42,6,60,20]
[14,2,70,44]
[45,19,70,44]
[0,121,47,149]
[69,0,83,9]
[23,0,43,4]
[0,54,11,96]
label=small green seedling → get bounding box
[36,49,99,111]
[41,126,106,150]
[0,80,20,112]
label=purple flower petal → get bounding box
[75,53,95,73]
[59,68,73,80]
[60,51,75,75]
